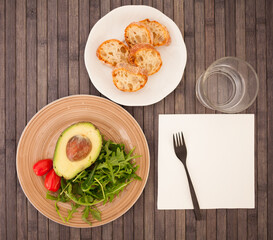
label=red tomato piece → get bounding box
[45,169,61,192]
[33,159,53,176]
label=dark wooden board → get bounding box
[0,0,272,239]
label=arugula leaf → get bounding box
[81,164,97,192]
[82,206,92,226]
[55,202,66,223]
[47,138,142,225]
[90,207,101,221]
[46,191,58,200]
[66,203,79,222]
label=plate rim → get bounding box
[84,5,187,106]
[16,94,150,228]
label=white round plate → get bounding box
[84,5,187,106]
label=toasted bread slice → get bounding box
[96,39,129,67]
[129,44,162,75]
[124,22,153,48]
[112,63,148,92]
[140,19,171,46]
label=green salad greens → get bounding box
[46,139,141,225]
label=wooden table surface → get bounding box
[1,0,272,239]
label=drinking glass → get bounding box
[196,57,259,113]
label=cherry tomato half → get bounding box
[33,159,53,176]
[44,169,61,192]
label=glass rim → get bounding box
[195,56,259,113]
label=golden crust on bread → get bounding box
[128,43,162,75]
[96,39,129,67]
[140,19,171,46]
[124,22,153,48]
[112,63,148,92]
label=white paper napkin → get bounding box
[158,114,255,209]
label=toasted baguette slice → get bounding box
[124,22,153,48]
[129,44,162,75]
[96,39,129,67]
[112,63,148,92]
[140,19,171,46]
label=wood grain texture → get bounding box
[256,0,267,239]
[215,1,227,239]
[194,2,206,240]
[246,0,258,239]
[37,0,49,239]
[184,1,197,239]
[0,0,6,239]
[1,0,272,239]
[47,0,60,237]
[16,1,27,239]
[26,0,38,239]
[153,2,165,239]
[224,1,238,240]
[204,1,216,238]
[235,1,247,239]
[267,0,273,238]
[174,1,186,239]
[47,0,58,104]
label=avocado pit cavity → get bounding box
[66,135,92,161]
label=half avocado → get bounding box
[53,122,102,180]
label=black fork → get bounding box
[173,132,202,220]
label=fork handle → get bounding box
[184,166,202,220]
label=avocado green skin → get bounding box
[53,122,102,179]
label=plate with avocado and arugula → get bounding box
[16,95,150,227]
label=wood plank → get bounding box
[204,0,216,238]
[79,0,90,95]
[174,1,186,239]
[79,3,91,239]
[235,0,247,239]
[163,1,176,240]
[215,0,226,238]
[6,2,17,240]
[100,1,113,239]
[195,2,206,239]
[37,0,48,110]
[133,106,144,240]
[58,0,69,99]
[142,0,152,6]
[113,217,123,240]
[47,0,58,104]
[256,1,267,240]
[267,0,273,238]
[15,0,27,239]
[144,104,155,240]
[0,0,6,238]
[245,0,258,238]
[68,2,81,238]
[122,0,131,5]
[37,0,49,239]
[225,1,238,239]
[152,2,165,240]
[89,0,101,96]
[69,0,79,96]
[184,0,196,238]
[26,0,38,239]
[174,0,186,240]
[47,1,60,238]
[132,0,142,4]
[89,1,103,238]
[58,1,70,239]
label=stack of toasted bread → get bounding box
[96,19,171,92]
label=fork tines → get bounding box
[173,132,185,147]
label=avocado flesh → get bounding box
[53,122,102,180]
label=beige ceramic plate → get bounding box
[17,95,150,227]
